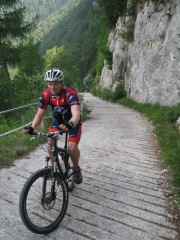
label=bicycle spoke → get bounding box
[19,168,68,234]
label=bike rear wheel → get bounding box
[59,153,75,192]
[66,166,75,192]
[19,168,68,234]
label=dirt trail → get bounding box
[0,93,179,240]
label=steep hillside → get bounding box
[22,0,73,21]
[40,0,101,79]
[40,0,97,51]
[21,0,82,41]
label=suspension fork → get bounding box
[50,167,56,200]
[50,139,59,200]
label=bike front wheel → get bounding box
[19,168,68,234]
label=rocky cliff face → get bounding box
[100,0,180,106]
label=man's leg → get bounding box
[68,141,82,184]
[68,141,80,169]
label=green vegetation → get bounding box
[93,87,180,207]
[96,0,127,27]
[21,0,82,43]
[0,0,102,112]
[0,96,91,167]
[23,0,70,21]
[0,105,51,166]
[40,0,101,83]
[92,83,127,102]
[0,0,37,110]
[0,127,47,167]
[0,0,94,167]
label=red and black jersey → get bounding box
[38,85,80,122]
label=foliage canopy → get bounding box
[0,0,37,109]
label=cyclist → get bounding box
[23,68,83,184]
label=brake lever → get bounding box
[30,132,42,140]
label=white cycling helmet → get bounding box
[44,68,64,82]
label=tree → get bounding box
[97,0,127,27]
[0,0,36,108]
[18,37,44,76]
[44,45,82,90]
[13,37,45,105]
[41,0,101,81]
[44,46,64,70]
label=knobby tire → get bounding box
[19,168,68,234]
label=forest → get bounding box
[0,0,106,111]
[22,0,70,21]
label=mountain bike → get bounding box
[19,129,75,234]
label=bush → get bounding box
[91,86,101,97]
[101,88,114,101]
[164,103,180,123]
[113,83,127,101]
[90,84,127,103]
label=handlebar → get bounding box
[30,129,68,139]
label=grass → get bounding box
[0,97,91,168]
[92,87,180,208]
[0,124,48,168]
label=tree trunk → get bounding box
[1,60,16,108]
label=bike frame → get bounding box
[51,131,69,180]
[19,129,72,234]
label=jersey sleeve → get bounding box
[68,93,80,106]
[38,89,50,109]
[66,86,80,106]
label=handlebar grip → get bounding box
[24,126,34,135]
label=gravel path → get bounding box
[0,93,179,240]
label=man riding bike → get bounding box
[23,68,83,184]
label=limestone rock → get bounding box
[100,0,180,106]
